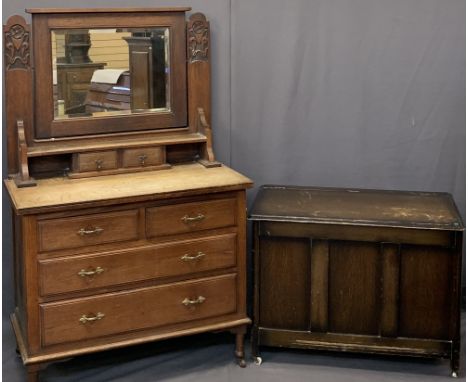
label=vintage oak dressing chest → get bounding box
[250,185,463,377]
[4,8,252,381]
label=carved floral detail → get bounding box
[5,23,30,70]
[188,19,209,62]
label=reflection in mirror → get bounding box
[51,28,170,119]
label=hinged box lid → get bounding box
[249,185,464,231]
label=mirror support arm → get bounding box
[197,108,221,168]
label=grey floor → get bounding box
[3,314,465,382]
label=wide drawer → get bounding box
[38,210,139,252]
[40,274,237,346]
[38,233,237,296]
[146,198,237,237]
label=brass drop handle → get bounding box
[77,227,104,236]
[182,296,206,307]
[181,213,205,223]
[95,159,104,170]
[78,266,104,278]
[181,252,206,262]
[138,154,148,166]
[79,312,105,324]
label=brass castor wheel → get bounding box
[451,371,459,378]
[254,356,262,366]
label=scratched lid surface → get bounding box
[249,185,464,230]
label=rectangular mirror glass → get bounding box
[51,28,170,119]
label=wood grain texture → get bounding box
[37,209,139,252]
[33,12,187,139]
[380,243,400,337]
[187,13,210,134]
[250,185,463,374]
[27,8,192,14]
[122,147,165,168]
[38,233,237,296]
[40,274,237,346]
[259,237,310,330]
[309,239,328,332]
[399,245,452,339]
[4,15,33,176]
[146,198,237,237]
[328,241,380,335]
[5,163,253,214]
[250,185,464,231]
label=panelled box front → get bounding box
[250,186,463,374]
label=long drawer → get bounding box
[146,198,237,237]
[38,233,237,296]
[40,274,237,346]
[37,210,139,252]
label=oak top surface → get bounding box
[5,163,252,214]
[26,7,192,14]
[250,185,464,231]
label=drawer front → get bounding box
[41,274,237,346]
[66,70,94,83]
[38,210,139,252]
[75,151,117,172]
[146,198,237,237]
[39,233,237,296]
[122,147,165,168]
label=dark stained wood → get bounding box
[260,221,454,247]
[250,185,463,375]
[258,328,452,357]
[259,237,310,330]
[399,245,452,339]
[309,240,328,332]
[250,185,464,231]
[380,243,400,337]
[328,241,380,335]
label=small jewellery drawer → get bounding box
[122,147,165,168]
[73,150,118,173]
[37,210,139,252]
[38,233,237,296]
[40,274,237,346]
[146,198,237,237]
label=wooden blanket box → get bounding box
[250,185,463,377]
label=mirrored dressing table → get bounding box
[4,8,252,381]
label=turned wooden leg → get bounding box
[231,326,247,368]
[26,364,43,382]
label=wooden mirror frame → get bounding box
[32,9,187,139]
[5,8,218,187]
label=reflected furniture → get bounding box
[4,8,252,382]
[250,185,463,377]
[57,62,106,113]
